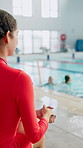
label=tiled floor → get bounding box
[34,87,83,148]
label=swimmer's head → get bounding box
[48,76,54,84]
[65,75,71,84]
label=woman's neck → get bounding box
[0,47,7,60]
[0,54,7,60]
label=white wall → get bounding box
[0,0,83,49]
[0,0,12,13]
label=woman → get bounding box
[0,10,55,147]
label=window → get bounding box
[41,0,58,18]
[23,30,32,53]
[33,31,42,53]
[42,31,50,49]
[17,30,60,54]
[18,30,32,54]
[12,0,32,16]
[17,30,23,53]
[51,31,59,52]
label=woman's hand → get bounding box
[49,114,56,123]
[36,106,53,119]
[36,105,56,123]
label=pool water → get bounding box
[9,58,83,98]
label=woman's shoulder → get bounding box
[6,64,31,81]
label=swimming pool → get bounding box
[9,57,83,98]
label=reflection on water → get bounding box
[70,115,83,128]
[42,83,83,98]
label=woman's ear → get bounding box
[4,31,10,44]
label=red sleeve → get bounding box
[13,71,48,143]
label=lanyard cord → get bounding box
[0,58,7,65]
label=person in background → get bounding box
[41,76,56,86]
[47,76,54,85]
[65,75,71,84]
[0,9,56,148]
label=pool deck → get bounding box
[34,86,83,148]
[8,53,83,148]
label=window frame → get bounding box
[41,0,59,18]
[12,0,32,17]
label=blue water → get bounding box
[9,58,83,98]
[54,57,83,63]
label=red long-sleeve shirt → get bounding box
[0,59,48,148]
